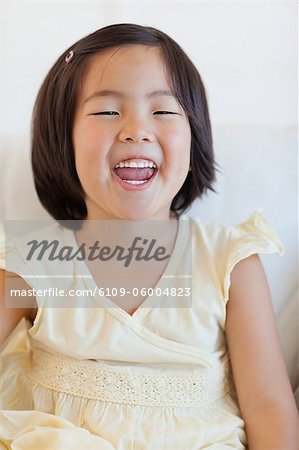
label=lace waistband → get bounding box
[26,348,232,408]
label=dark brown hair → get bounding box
[31,23,217,220]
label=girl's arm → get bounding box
[225,254,299,449]
[0,269,37,347]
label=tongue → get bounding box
[114,167,155,181]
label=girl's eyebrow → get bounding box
[84,89,175,104]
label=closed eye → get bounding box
[153,111,177,115]
[91,111,119,116]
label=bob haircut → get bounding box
[31,23,217,221]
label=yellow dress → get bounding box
[0,211,284,450]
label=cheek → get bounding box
[73,124,112,171]
[160,123,191,162]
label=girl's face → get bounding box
[73,45,191,220]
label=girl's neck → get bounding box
[85,212,177,221]
[75,214,179,249]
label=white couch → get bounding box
[1,127,298,403]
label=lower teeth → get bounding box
[123,180,148,185]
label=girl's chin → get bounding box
[85,195,172,220]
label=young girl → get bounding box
[0,23,298,449]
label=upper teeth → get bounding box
[114,160,156,169]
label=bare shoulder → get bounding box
[225,254,297,418]
[0,269,37,346]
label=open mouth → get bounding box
[112,158,157,188]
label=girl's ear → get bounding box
[188,166,192,172]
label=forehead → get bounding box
[80,45,172,95]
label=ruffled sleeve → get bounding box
[222,210,284,302]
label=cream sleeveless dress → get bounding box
[0,211,284,450]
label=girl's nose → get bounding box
[118,118,155,143]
